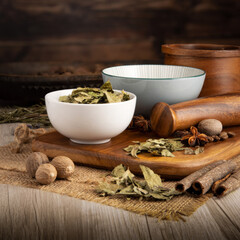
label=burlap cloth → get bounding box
[0,142,215,221]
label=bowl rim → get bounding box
[45,89,137,106]
[102,64,206,80]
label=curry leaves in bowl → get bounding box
[59,81,130,104]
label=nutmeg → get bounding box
[35,164,57,185]
[26,152,49,177]
[51,156,75,179]
[198,119,223,136]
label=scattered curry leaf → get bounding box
[123,138,184,158]
[161,149,175,157]
[96,164,182,201]
[194,147,204,155]
[184,147,204,155]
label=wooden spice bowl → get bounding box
[161,44,240,97]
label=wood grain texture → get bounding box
[213,190,240,233]
[0,0,239,63]
[0,38,158,63]
[151,92,240,137]
[1,0,239,40]
[162,44,240,97]
[1,183,240,240]
[148,198,240,240]
[32,126,240,179]
[0,184,150,240]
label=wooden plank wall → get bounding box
[0,0,239,63]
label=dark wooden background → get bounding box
[0,0,239,63]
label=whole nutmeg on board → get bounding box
[26,152,49,177]
[35,164,57,185]
[51,156,75,179]
[198,119,223,136]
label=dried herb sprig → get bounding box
[97,164,181,200]
[0,104,50,127]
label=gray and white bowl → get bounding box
[102,65,205,116]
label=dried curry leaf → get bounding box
[133,178,147,189]
[102,90,121,103]
[100,80,113,91]
[140,165,162,189]
[96,182,120,195]
[111,164,126,178]
[120,169,135,185]
[162,188,182,197]
[161,149,175,157]
[130,145,141,158]
[184,147,204,155]
[111,167,135,186]
[118,185,136,195]
[194,147,204,155]
[133,186,149,195]
[58,96,69,102]
[149,192,171,200]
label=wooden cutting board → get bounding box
[32,127,240,179]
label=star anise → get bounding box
[128,115,151,132]
[181,126,209,147]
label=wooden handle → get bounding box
[150,92,240,137]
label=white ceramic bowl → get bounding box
[45,89,136,144]
[102,65,205,116]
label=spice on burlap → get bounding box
[175,160,226,193]
[215,168,240,197]
[211,173,231,193]
[192,161,238,195]
[97,164,181,200]
[0,142,212,221]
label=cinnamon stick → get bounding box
[215,168,240,197]
[175,160,225,192]
[192,161,238,195]
[211,173,231,193]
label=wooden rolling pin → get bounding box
[150,92,240,137]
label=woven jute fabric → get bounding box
[0,142,214,221]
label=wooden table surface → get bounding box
[0,123,240,240]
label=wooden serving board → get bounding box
[32,127,240,179]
